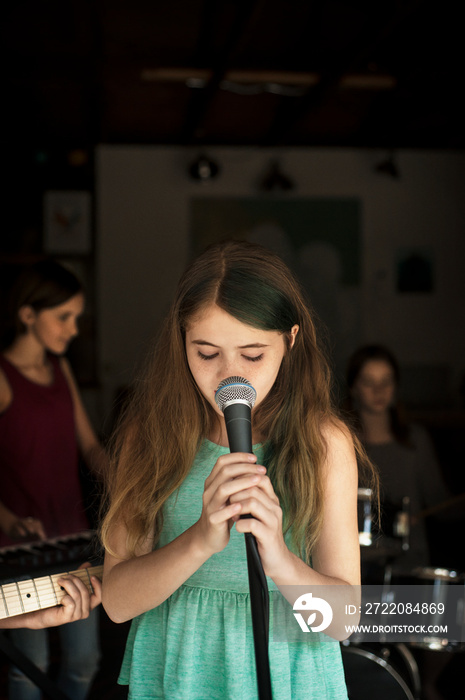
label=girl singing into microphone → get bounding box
[101,240,376,699]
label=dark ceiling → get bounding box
[2,0,464,151]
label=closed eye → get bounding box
[243,354,264,362]
[198,351,219,361]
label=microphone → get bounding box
[215,376,272,697]
[215,375,257,521]
[214,376,257,454]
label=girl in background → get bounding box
[101,240,375,699]
[346,344,449,570]
[0,259,105,699]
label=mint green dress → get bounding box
[118,440,349,699]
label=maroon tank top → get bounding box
[0,354,88,546]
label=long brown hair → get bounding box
[101,240,374,560]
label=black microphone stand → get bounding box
[244,532,272,700]
[223,401,273,700]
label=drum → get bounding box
[360,494,413,585]
[358,488,373,547]
[357,490,410,550]
[381,496,410,547]
[383,566,465,651]
[341,642,421,699]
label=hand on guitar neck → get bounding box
[0,562,102,630]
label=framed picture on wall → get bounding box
[396,247,434,293]
[43,190,92,254]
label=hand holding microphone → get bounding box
[215,376,286,573]
[196,377,263,555]
[215,376,271,523]
[214,375,263,530]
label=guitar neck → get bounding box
[0,565,103,620]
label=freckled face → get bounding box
[23,293,85,355]
[185,304,298,417]
[351,359,396,415]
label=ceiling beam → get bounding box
[140,67,396,91]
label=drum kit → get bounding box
[341,488,465,699]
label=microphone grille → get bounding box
[215,376,257,412]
